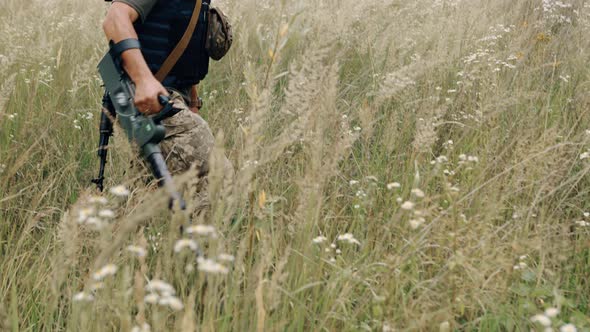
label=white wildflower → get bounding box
[218,254,235,262]
[575,220,589,227]
[396,197,403,203]
[325,248,331,253]
[336,249,342,254]
[545,307,559,318]
[88,196,108,204]
[584,212,590,218]
[98,209,115,218]
[409,218,425,230]
[77,207,95,223]
[185,224,216,237]
[159,295,184,311]
[531,314,551,327]
[386,182,401,190]
[330,243,337,249]
[92,264,118,281]
[467,156,479,163]
[312,236,328,244]
[329,257,337,263]
[90,282,105,291]
[146,280,175,295]
[353,204,360,209]
[144,293,159,304]
[337,233,361,245]
[131,323,151,332]
[197,257,229,274]
[411,189,425,198]
[109,185,130,197]
[349,180,359,185]
[580,152,590,160]
[560,324,577,332]
[174,239,198,253]
[73,291,94,302]
[126,245,147,258]
[365,175,378,182]
[401,201,415,210]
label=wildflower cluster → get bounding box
[75,195,115,230]
[109,185,130,197]
[574,212,590,228]
[126,245,147,258]
[348,176,378,210]
[530,307,577,332]
[70,111,94,130]
[144,280,184,311]
[131,323,152,332]
[73,263,119,303]
[312,233,360,263]
[174,224,233,275]
[513,255,529,271]
[92,264,118,281]
[541,0,574,26]
[386,182,401,190]
[397,187,428,229]
[197,257,230,274]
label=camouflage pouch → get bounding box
[205,7,233,61]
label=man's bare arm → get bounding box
[103,3,167,114]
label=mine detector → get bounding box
[91,40,186,211]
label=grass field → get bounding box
[1,0,590,330]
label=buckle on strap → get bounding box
[189,84,203,112]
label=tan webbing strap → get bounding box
[154,0,203,82]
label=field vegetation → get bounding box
[1,0,590,330]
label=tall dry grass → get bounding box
[1,0,590,330]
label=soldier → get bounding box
[102,0,232,199]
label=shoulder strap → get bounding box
[154,0,203,82]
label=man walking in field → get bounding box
[102,0,231,203]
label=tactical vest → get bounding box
[135,0,210,88]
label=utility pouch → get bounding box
[205,6,233,61]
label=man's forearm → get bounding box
[103,4,153,83]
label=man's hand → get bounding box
[134,75,169,114]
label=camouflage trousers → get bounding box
[159,91,233,215]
